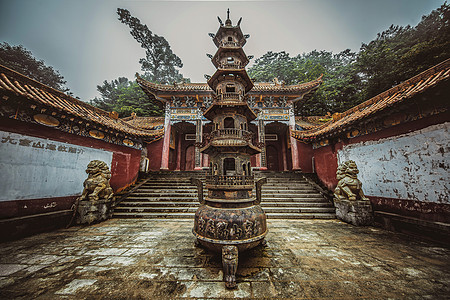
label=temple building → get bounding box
[0,11,448,243]
[129,12,322,172]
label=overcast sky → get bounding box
[0,0,445,100]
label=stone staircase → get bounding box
[113,171,335,219]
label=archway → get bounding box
[224,117,235,129]
[223,158,236,175]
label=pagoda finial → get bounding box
[225,9,232,26]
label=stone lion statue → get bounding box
[334,160,368,201]
[78,160,113,202]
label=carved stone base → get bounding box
[222,245,238,289]
[76,199,113,225]
[334,199,374,226]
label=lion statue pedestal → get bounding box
[74,160,114,225]
[334,160,373,226]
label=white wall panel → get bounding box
[338,123,449,203]
[0,131,113,201]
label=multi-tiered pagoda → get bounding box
[192,10,267,289]
[135,13,323,173]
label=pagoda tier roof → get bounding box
[0,65,164,140]
[212,16,247,48]
[291,58,450,142]
[211,47,249,69]
[200,142,261,156]
[203,102,258,121]
[137,75,322,100]
[207,69,254,93]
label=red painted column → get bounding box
[161,104,171,170]
[160,123,171,170]
[288,102,300,170]
[290,136,300,170]
[281,132,288,171]
[202,153,208,168]
[175,132,182,171]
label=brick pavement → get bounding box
[0,219,449,299]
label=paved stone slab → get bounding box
[0,219,449,299]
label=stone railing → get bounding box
[219,93,242,102]
[210,129,253,140]
[206,175,254,186]
[221,41,240,47]
[220,63,242,69]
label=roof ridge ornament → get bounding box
[217,16,224,26]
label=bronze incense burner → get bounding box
[192,10,267,289]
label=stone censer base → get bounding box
[193,203,267,289]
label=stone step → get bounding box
[123,196,327,202]
[113,212,336,219]
[142,182,195,185]
[116,201,332,208]
[114,206,335,214]
[262,186,316,190]
[113,171,335,220]
[266,213,336,219]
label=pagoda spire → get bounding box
[225,8,232,26]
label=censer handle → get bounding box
[190,178,205,204]
[255,177,267,205]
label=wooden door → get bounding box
[266,145,279,171]
[185,145,195,171]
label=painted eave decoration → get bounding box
[291,58,450,146]
[0,65,164,149]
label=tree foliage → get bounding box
[90,76,162,118]
[248,50,362,116]
[91,8,190,117]
[357,2,450,99]
[248,3,450,116]
[0,42,69,93]
[117,8,186,84]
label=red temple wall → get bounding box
[146,138,163,171]
[308,112,449,223]
[0,118,142,240]
[296,141,314,173]
[0,118,141,195]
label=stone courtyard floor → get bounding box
[0,219,449,299]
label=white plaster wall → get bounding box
[0,131,113,201]
[337,123,449,203]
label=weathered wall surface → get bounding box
[0,130,113,201]
[146,138,164,171]
[337,123,449,204]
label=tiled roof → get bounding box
[0,65,164,139]
[292,58,450,141]
[137,74,323,95]
[124,116,164,130]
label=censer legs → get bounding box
[222,245,238,289]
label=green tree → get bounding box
[90,76,162,118]
[248,49,362,116]
[91,8,189,117]
[117,8,187,84]
[0,42,69,93]
[357,2,450,99]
